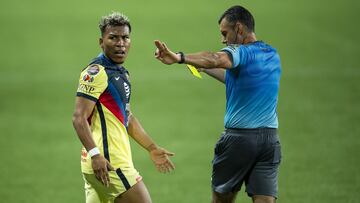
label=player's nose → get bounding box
[116,39,125,47]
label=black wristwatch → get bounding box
[177,51,185,64]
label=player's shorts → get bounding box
[83,168,142,203]
[212,128,281,198]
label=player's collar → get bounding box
[98,53,127,72]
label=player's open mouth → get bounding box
[114,50,126,57]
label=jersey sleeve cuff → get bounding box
[221,50,234,68]
[76,92,98,102]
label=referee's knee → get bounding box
[212,191,237,203]
[252,195,276,203]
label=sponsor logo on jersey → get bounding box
[87,65,100,75]
[81,148,88,162]
[78,84,95,93]
[123,82,130,99]
[83,74,94,82]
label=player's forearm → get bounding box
[72,115,97,151]
[127,114,158,152]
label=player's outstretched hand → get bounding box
[154,40,180,65]
[91,155,114,187]
[149,147,175,173]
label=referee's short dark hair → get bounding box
[218,5,255,32]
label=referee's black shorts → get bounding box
[212,128,281,198]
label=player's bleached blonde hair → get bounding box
[99,12,131,36]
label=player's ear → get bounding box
[99,37,104,49]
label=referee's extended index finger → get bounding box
[154,40,165,51]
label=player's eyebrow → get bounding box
[109,33,120,37]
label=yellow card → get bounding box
[186,64,202,79]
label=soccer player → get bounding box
[72,12,175,203]
[154,5,281,203]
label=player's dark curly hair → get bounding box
[218,5,255,32]
[99,12,131,36]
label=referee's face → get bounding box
[220,18,242,45]
[100,25,131,64]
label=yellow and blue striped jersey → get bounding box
[76,53,135,174]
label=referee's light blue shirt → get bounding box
[222,41,281,129]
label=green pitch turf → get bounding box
[0,0,359,202]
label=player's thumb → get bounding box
[107,161,114,171]
[164,150,175,156]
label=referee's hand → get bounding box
[154,40,180,65]
[91,155,114,187]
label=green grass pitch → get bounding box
[0,0,359,202]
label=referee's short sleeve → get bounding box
[76,64,108,102]
[221,45,249,69]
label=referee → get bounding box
[154,5,282,203]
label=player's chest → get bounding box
[107,72,131,102]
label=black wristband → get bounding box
[177,51,185,64]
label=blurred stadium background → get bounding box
[0,0,359,202]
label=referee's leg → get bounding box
[252,195,276,203]
[212,191,238,203]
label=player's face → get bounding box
[100,25,131,64]
[219,18,240,45]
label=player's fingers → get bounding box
[164,163,171,173]
[161,165,168,173]
[94,170,101,181]
[156,164,163,173]
[163,165,169,173]
[160,162,172,173]
[166,160,175,170]
[105,171,110,187]
[98,170,106,186]
[161,161,172,172]
[101,169,109,187]
[156,163,166,173]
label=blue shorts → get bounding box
[212,128,281,198]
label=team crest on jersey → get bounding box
[87,65,100,75]
[83,74,94,82]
